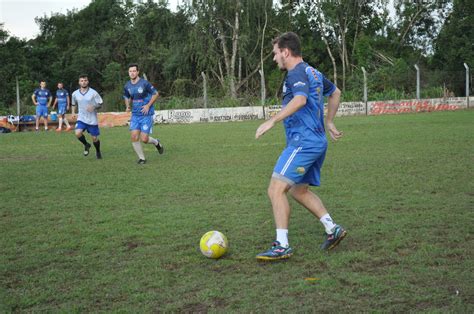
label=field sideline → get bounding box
[0,110,473,312]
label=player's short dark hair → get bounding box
[57,81,63,84]
[79,74,88,79]
[272,32,302,57]
[128,63,139,71]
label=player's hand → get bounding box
[141,104,150,115]
[86,104,94,112]
[255,119,275,139]
[326,121,343,141]
[126,107,131,113]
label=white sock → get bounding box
[147,137,158,145]
[132,141,145,160]
[320,213,336,234]
[276,229,289,247]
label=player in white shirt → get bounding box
[71,74,103,159]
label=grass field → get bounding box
[1,110,473,312]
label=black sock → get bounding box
[93,140,101,153]
[78,135,89,146]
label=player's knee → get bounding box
[290,185,309,199]
[268,180,289,200]
[140,135,149,143]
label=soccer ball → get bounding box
[200,231,228,259]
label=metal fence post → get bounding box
[16,76,20,131]
[201,72,207,109]
[464,63,470,108]
[259,68,265,107]
[361,67,367,115]
[414,64,420,99]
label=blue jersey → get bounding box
[56,89,69,106]
[123,79,158,116]
[33,88,51,106]
[282,62,336,147]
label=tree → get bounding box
[433,0,473,95]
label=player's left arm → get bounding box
[66,93,70,111]
[87,92,103,112]
[141,83,159,114]
[47,93,52,107]
[324,78,343,141]
[94,91,103,109]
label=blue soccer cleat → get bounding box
[320,225,347,251]
[256,241,293,261]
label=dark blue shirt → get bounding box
[282,62,336,147]
[123,79,158,116]
[56,89,69,106]
[33,88,51,106]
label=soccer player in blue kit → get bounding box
[123,64,164,164]
[71,75,103,159]
[52,82,72,132]
[31,80,52,131]
[255,32,347,261]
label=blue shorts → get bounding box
[36,106,48,118]
[130,115,153,134]
[76,120,100,136]
[58,104,67,115]
[272,145,327,186]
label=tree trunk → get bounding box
[260,1,268,106]
[216,0,240,99]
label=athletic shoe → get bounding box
[256,241,293,261]
[65,126,73,132]
[320,225,347,251]
[83,143,91,156]
[137,159,146,164]
[156,141,164,154]
[96,152,102,159]
[56,128,62,132]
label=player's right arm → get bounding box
[31,91,38,105]
[123,85,131,112]
[71,93,76,115]
[124,98,131,112]
[256,70,309,139]
[52,97,58,110]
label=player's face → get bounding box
[40,82,46,89]
[79,78,89,88]
[273,44,287,71]
[57,83,63,89]
[128,67,139,80]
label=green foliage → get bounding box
[0,111,473,311]
[103,62,123,90]
[171,79,197,97]
[0,0,470,112]
[432,0,474,95]
[102,86,124,112]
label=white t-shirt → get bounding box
[71,88,103,125]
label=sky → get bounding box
[0,0,180,40]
